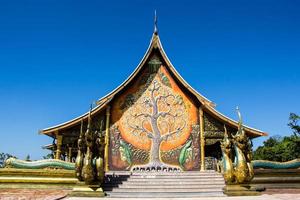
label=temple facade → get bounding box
[40,26,266,171]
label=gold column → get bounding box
[68,147,72,162]
[104,106,111,172]
[199,106,205,171]
[56,134,63,160]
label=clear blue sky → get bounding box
[0,0,299,160]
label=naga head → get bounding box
[221,125,232,155]
[236,106,244,136]
[85,105,94,148]
[78,118,85,149]
[87,105,92,130]
[234,107,248,145]
[234,107,253,161]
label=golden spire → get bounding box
[154,10,158,35]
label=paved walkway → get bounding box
[66,194,300,200]
[0,189,299,200]
[0,188,69,200]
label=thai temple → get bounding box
[39,17,266,172]
[3,15,300,199]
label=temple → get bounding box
[39,19,267,172]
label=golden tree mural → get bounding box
[125,78,188,170]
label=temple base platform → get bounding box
[223,184,265,196]
[69,183,105,197]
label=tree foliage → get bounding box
[288,113,300,136]
[43,153,54,160]
[253,113,300,161]
[0,153,16,168]
[25,154,31,161]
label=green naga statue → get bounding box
[220,108,254,184]
[75,107,105,186]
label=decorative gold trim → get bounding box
[55,134,63,160]
[199,107,205,171]
[104,106,111,172]
[68,147,72,162]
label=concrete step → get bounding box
[106,192,225,198]
[128,175,223,180]
[131,172,221,176]
[112,188,223,193]
[131,170,217,173]
[103,182,225,189]
[106,171,132,176]
[118,171,215,174]
[123,181,224,185]
[117,184,225,189]
[104,171,225,198]
[121,182,225,186]
[126,178,224,182]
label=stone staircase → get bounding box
[104,170,225,198]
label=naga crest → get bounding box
[220,107,254,184]
[75,105,105,185]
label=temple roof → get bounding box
[40,27,267,139]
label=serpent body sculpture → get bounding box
[252,159,300,169]
[5,158,75,170]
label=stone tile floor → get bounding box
[0,189,299,200]
[66,193,300,200]
[0,189,69,200]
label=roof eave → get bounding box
[203,105,268,138]
[40,99,109,135]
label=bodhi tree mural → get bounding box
[110,58,200,171]
[127,80,187,170]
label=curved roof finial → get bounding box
[236,106,243,129]
[154,10,158,35]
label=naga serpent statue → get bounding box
[75,107,105,186]
[220,108,254,184]
[220,125,235,183]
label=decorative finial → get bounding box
[154,10,158,35]
[236,106,243,129]
[87,104,92,129]
[80,118,83,135]
[224,124,228,137]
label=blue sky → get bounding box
[0,0,299,160]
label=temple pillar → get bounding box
[104,106,111,172]
[199,106,205,171]
[68,147,72,162]
[56,134,63,160]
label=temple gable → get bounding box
[109,54,200,171]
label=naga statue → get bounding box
[220,125,235,184]
[220,107,254,184]
[75,106,105,186]
[232,108,254,183]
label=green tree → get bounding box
[25,154,31,161]
[253,136,280,161]
[43,153,54,159]
[0,153,16,168]
[288,113,300,136]
[253,113,300,161]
